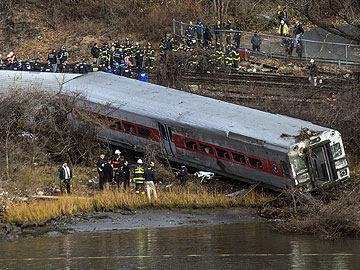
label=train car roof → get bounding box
[62,72,328,151]
[0,70,80,92]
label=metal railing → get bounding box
[172,20,360,67]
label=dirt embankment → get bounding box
[0,0,278,62]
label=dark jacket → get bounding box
[43,64,52,72]
[214,24,221,35]
[123,165,130,181]
[97,158,105,173]
[144,168,157,183]
[103,163,113,183]
[79,63,88,74]
[33,62,41,72]
[91,47,100,58]
[48,52,57,64]
[234,32,241,42]
[309,63,318,76]
[251,35,262,47]
[178,167,188,182]
[58,50,70,64]
[59,63,69,73]
[293,25,304,36]
[185,25,195,38]
[122,67,131,77]
[204,28,213,41]
[58,166,72,180]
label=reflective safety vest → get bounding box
[326,92,337,110]
[278,24,288,36]
[133,166,145,183]
[112,155,121,171]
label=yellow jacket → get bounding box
[278,24,288,36]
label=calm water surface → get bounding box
[1,223,360,270]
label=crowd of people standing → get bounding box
[94,150,188,199]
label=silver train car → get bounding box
[62,72,350,191]
[0,71,350,191]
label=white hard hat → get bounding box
[137,159,143,164]
[310,59,314,63]
[115,150,121,155]
[280,20,284,24]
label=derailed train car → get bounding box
[60,72,349,191]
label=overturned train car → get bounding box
[63,72,349,191]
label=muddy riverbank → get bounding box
[0,208,263,240]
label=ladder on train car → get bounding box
[225,181,262,198]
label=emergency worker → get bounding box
[124,38,133,54]
[48,49,58,72]
[232,47,240,71]
[166,37,175,51]
[278,20,288,46]
[100,42,110,67]
[24,61,32,71]
[34,57,41,72]
[214,21,221,44]
[144,43,155,69]
[234,32,241,49]
[133,159,145,194]
[326,92,337,110]
[79,60,88,74]
[159,38,166,54]
[113,62,121,75]
[72,62,80,73]
[308,59,318,86]
[137,69,148,82]
[215,43,223,70]
[43,60,52,72]
[225,20,233,45]
[58,46,70,64]
[112,150,122,186]
[224,45,233,72]
[91,43,100,65]
[122,64,131,77]
[204,27,213,47]
[134,44,144,70]
[113,39,120,49]
[14,60,24,71]
[188,51,199,71]
[59,60,69,73]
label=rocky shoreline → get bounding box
[0,208,264,240]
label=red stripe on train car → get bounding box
[173,134,289,179]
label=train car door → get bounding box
[310,144,335,181]
[158,123,177,158]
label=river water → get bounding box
[1,223,360,270]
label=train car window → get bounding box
[110,121,121,130]
[184,139,198,150]
[200,144,214,155]
[123,123,136,134]
[231,153,245,163]
[215,148,230,159]
[138,127,151,137]
[159,125,167,140]
[281,161,290,175]
[247,157,263,168]
[168,127,174,142]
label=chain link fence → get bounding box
[172,20,360,67]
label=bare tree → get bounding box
[284,0,360,43]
